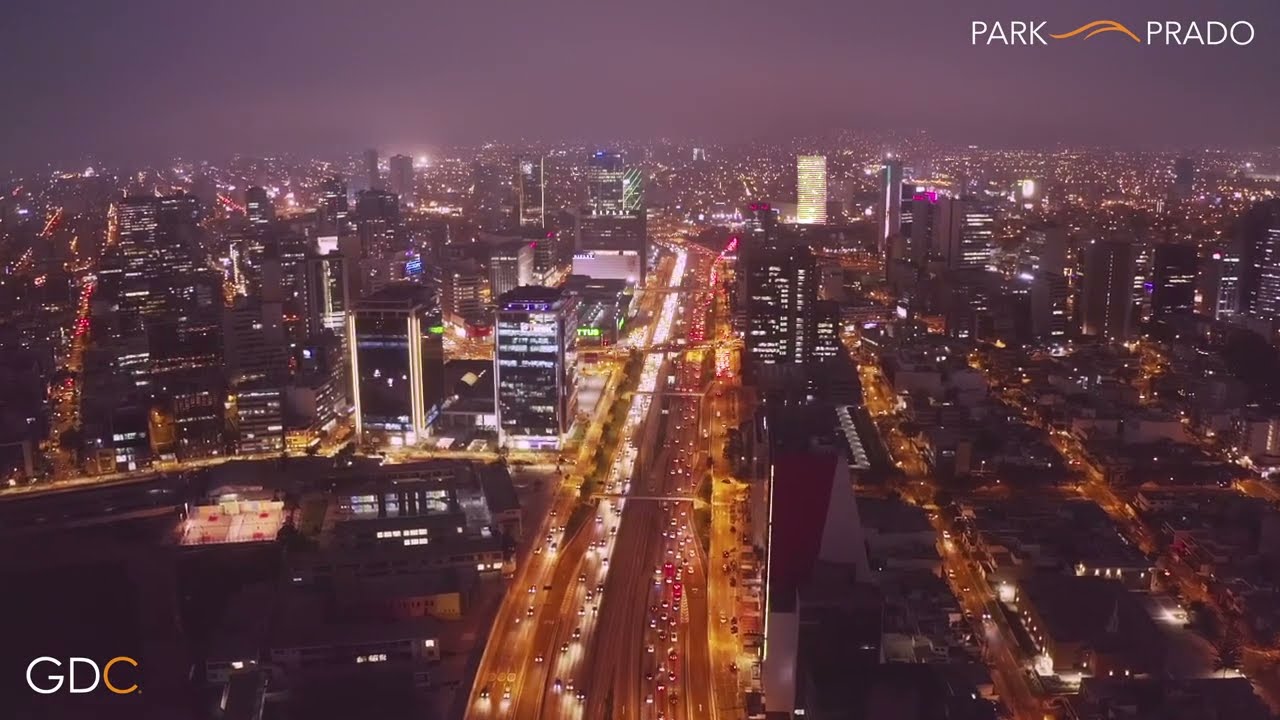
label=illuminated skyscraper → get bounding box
[795,155,827,225]
[742,244,817,365]
[245,186,274,227]
[1081,240,1136,340]
[1151,243,1198,316]
[349,284,445,446]
[494,287,578,450]
[388,154,414,199]
[587,151,626,215]
[489,239,535,297]
[517,155,545,227]
[319,176,349,232]
[879,159,903,246]
[936,197,995,270]
[1235,199,1280,321]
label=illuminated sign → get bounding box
[429,325,445,334]
[577,327,602,337]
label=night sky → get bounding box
[2,0,1278,167]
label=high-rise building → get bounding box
[813,300,842,360]
[1021,224,1067,276]
[575,213,646,284]
[245,186,274,227]
[1236,199,1280,322]
[472,161,514,231]
[108,194,203,322]
[355,189,401,292]
[349,284,445,445]
[388,154,414,199]
[1026,271,1070,341]
[494,287,578,450]
[319,176,350,232]
[1151,244,1198,316]
[516,156,545,228]
[301,251,351,337]
[587,151,626,215]
[1173,157,1194,200]
[440,260,488,329]
[489,240,535,298]
[743,243,818,365]
[879,159,903,247]
[223,299,288,381]
[234,377,285,454]
[795,155,828,225]
[908,191,939,262]
[1202,249,1241,320]
[1081,240,1136,340]
[936,197,995,270]
[364,148,382,191]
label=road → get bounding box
[466,246,697,719]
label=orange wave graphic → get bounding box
[1050,20,1142,43]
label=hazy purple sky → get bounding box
[2,0,1277,167]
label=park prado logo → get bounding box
[971,18,1255,46]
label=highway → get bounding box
[466,245,697,720]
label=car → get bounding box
[719,613,727,624]
[646,694,654,705]
[554,678,563,692]
[579,573,587,583]
[503,686,512,700]
[534,652,546,663]
[646,671,655,681]
[669,671,677,682]
[561,642,570,654]
[728,662,738,673]
[528,585,537,594]
[576,690,586,702]
[480,685,491,699]
[527,606,535,616]
[669,692,679,705]
[534,545,543,554]
[579,605,586,616]
[585,591,595,602]
[573,627,582,640]
[657,682,666,693]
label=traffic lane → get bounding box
[511,525,592,718]
[466,486,577,715]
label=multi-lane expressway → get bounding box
[467,244,723,720]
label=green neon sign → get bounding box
[429,325,445,334]
[577,327,602,337]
